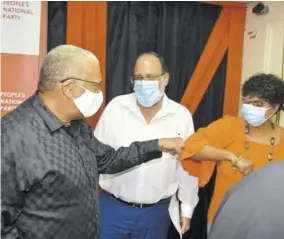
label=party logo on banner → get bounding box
[1,1,41,117]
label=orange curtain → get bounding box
[180,8,230,113]
[181,5,246,116]
[223,7,246,115]
[66,1,107,128]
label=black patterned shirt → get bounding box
[1,93,161,239]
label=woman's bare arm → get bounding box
[191,145,235,162]
[191,145,253,175]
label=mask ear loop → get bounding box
[267,104,282,122]
[72,84,91,104]
[263,105,278,125]
[75,83,87,91]
[62,81,87,101]
[159,75,167,94]
[159,75,166,96]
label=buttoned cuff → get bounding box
[181,203,195,218]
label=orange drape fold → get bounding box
[180,8,230,113]
[67,2,107,128]
[181,6,246,116]
[223,8,246,115]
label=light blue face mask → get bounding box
[241,103,271,127]
[134,81,163,107]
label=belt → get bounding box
[109,193,171,209]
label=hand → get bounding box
[236,156,253,175]
[158,137,184,156]
[181,217,191,234]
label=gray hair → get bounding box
[38,45,98,91]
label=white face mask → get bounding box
[73,85,103,118]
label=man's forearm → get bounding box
[99,139,162,174]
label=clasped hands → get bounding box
[230,154,254,176]
[158,137,185,156]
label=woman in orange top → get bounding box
[180,73,284,231]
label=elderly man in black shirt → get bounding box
[1,45,184,239]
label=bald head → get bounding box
[39,45,99,91]
[135,53,164,75]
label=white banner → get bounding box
[1,1,41,55]
[1,1,42,117]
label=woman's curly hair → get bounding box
[242,73,284,110]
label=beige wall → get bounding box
[241,1,284,127]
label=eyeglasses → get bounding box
[60,77,101,93]
[241,97,266,107]
[130,73,165,84]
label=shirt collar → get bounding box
[31,93,64,132]
[159,94,178,115]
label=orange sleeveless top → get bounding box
[180,115,284,223]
